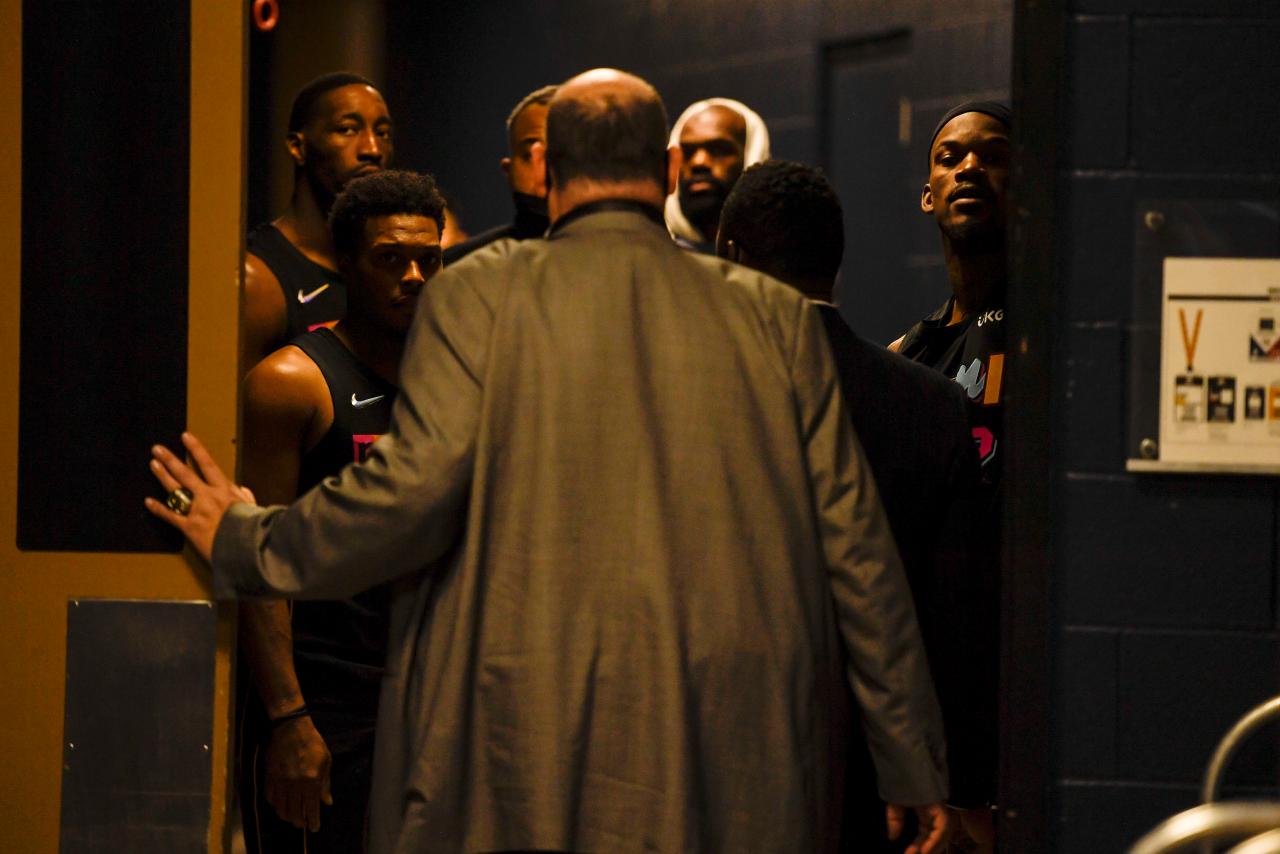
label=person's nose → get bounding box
[402,260,426,289]
[357,128,384,163]
[687,146,711,170]
[956,150,985,178]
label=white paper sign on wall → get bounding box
[1154,257,1280,473]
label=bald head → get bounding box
[546,68,670,189]
[558,67,657,101]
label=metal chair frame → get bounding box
[1225,828,1280,854]
[1127,695,1280,853]
[1128,803,1280,854]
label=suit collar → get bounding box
[548,199,667,238]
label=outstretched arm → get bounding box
[147,266,497,599]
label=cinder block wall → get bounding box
[1030,0,1280,849]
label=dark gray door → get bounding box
[824,33,930,347]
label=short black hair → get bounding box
[546,89,669,187]
[506,84,558,149]
[329,170,447,258]
[718,159,844,283]
[288,71,377,133]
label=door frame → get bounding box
[1000,1,1067,849]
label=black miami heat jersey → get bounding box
[247,222,347,338]
[288,327,398,709]
[898,293,1006,493]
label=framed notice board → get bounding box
[1131,257,1280,474]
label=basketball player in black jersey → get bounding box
[237,170,445,853]
[889,102,1010,854]
[242,72,395,374]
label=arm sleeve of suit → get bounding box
[933,395,999,807]
[790,299,950,807]
[210,266,496,600]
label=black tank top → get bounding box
[246,222,347,339]
[898,293,1006,496]
[288,328,398,711]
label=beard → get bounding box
[939,216,1006,255]
[678,178,730,236]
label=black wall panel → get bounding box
[1067,17,1129,169]
[1117,632,1280,784]
[1059,476,1276,629]
[1062,175,1136,324]
[1131,19,1280,173]
[1059,325,1125,472]
[1056,628,1119,779]
[1056,782,1198,854]
[19,0,189,552]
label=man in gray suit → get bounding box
[147,68,949,854]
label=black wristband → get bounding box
[268,705,310,730]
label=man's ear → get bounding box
[537,142,564,222]
[286,131,306,168]
[529,141,547,185]
[500,156,512,179]
[717,236,740,263]
[727,239,740,262]
[665,145,683,196]
[920,182,935,215]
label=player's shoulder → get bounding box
[243,343,326,412]
[243,248,282,292]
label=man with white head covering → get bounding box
[664,97,770,253]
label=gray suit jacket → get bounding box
[214,203,947,854]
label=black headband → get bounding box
[927,101,1011,162]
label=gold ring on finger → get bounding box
[165,487,193,516]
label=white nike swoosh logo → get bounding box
[297,283,330,304]
[351,393,385,409]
